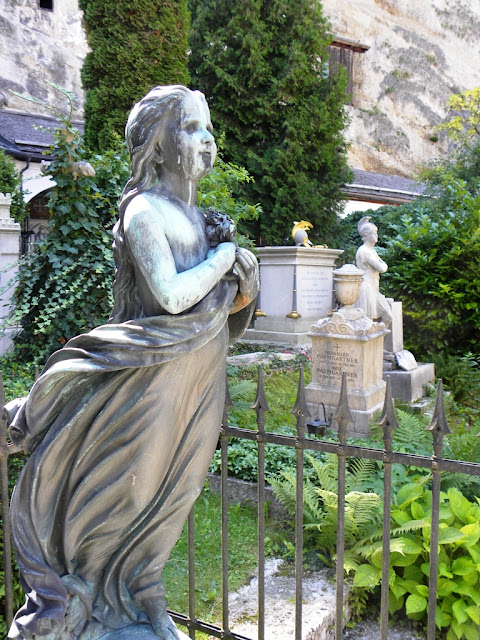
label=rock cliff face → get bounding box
[322,0,480,176]
[1,1,480,177]
[0,0,88,116]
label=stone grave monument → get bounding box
[355,216,434,402]
[246,231,343,344]
[305,264,389,436]
[5,86,259,640]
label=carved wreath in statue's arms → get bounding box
[204,208,237,247]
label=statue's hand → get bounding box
[211,241,236,273]
[234,248,259,304]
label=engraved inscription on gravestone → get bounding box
[299,269,331,315]
[315,344,359,386]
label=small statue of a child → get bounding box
[355,216,392,326]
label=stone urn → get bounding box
[333,263,363,309]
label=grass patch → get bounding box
[227,359,312,432]
[163,485,287,638]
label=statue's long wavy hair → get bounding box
[109,85,206,323]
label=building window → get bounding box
[328,36,369,106]
[39,0,54,10]
[28,191,51,221]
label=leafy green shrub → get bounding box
[351,483,480,640]
[432,352,480,422]
[7,114,120,364]
[271,453,384,566]
[197,142,262,249]
[0,148,25,223]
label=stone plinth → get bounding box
[246,246,343,344]
[306,309,389,437]
[383,363,435,403]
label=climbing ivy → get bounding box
[7,87,128,364]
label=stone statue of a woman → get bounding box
[7,86,259,640]
[355,216,392,326]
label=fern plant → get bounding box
[270,453,383,565]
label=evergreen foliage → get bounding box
[80,0,190,152]
[0,148,24,223]
[188,0,352,245]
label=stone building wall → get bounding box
[323,0,480,176]
[2,0,480,177]
[0,0,88,116]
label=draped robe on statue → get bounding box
[8,277,252,640]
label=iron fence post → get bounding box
[377,376,399,640]
[291,368,310,640]
[221,375,234,637]
[252,366,270,640]
[426,380,451,640]
[331,372,353,640]
[0,372,14,630]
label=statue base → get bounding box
[382,363,435,403]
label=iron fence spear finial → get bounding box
[378,375,399,451]
[331,372,353,446]
[252,365,270,430]
[291,367,310,440]
[426,379,451,458]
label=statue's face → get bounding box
[160,92,217,181]
[363,224,378,244]
[367,228,378,243]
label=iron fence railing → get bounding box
[2,368,480,639]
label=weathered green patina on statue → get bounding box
[7,86,259,640]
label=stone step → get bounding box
[227,558,348,640]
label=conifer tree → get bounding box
[189,0,352,245]
[80,0,190,152]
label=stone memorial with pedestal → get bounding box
[353,216,434,402]
[245,245,343,344]
[306,264,389,437]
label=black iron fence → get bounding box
[2,368,480,639]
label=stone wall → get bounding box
[0,0,88,116]
[0,194,20,354]
[2,1,480,176]
[323,0,480,176]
